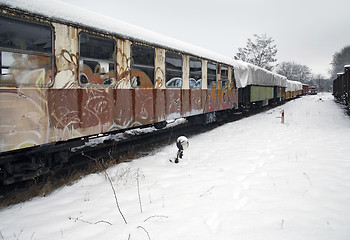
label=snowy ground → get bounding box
[1,92,350,240]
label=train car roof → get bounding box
[1,0,237,64]
[286,80,303,91]
[1,0,287,88]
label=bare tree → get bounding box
[234,33,278,71]
[329,45,350,79]
[275,61,312,82]
[309,74,332,92]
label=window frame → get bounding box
[207,61,217,89]
[165,51,183,89]
[189,57,202,89]
[0,14,54,88]
[78,32,116,88]
[220,65,229,89]
[130,43,155,88]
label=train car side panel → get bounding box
[166,90,182,119]
[190,89,203,115]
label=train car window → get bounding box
[79,33,116,86]
[189,57,202,89]
[131,44,155,88]
[207,62,217,89]
[0,15,53,87]
[220,65,229,89]
[165,52,182,88]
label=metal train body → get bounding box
[0,1,303,184]
[333,65,350,106]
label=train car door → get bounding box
[205,61,217,113]
[189,57,203,115]
[217,65,230,111]
[130,44,155,126]
[165,52,182,119]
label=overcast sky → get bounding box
[61,0,349,77]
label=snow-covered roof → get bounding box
[1,0,288,89]
[1,0,237,65]
[233,62,287,88]
[286,80,303,92]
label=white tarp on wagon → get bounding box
[286,80,303,92]
[233,62,287,88]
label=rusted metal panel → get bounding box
[112,89,134,129]
[154,89,166,122]
[204,88,217,113]
[134,88,154,124]
[181,89,191,117]
[217,82,229,111]
[231,88,239,108]
[226,85,238,109]
[166,90,181,119]
[48,88,115,140]
[190,89,203,115]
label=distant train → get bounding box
[0,0,303,184]
[333,65,350,105]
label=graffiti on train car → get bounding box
[0,88,49,152]
[0,52,52,87]
[0,12,240,153]
[0,48,52,152]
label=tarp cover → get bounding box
[286,80,303,92]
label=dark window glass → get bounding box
[80,33,115,60]
[165,52,182,88]
[190,57,201,89]
[79,33,116,86]
[131,44,155,88]
[0,16,53,87]
[221,65,228,88]
[132,44,155,67]
[207,62,216,89]
[0,16,52,53]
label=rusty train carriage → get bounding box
[1,1,306,184]
[333,65,350,106]
[0,6,238,155]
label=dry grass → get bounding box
[0,130,179,209]
[0,157,119,209]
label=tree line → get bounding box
[234,33,350,92]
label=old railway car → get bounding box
[333,65,350,105]
[235,62,287,108]
[286,80,303,100]
[0,0,240,184]
[0,0,297,184]
[302,84,309,95]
